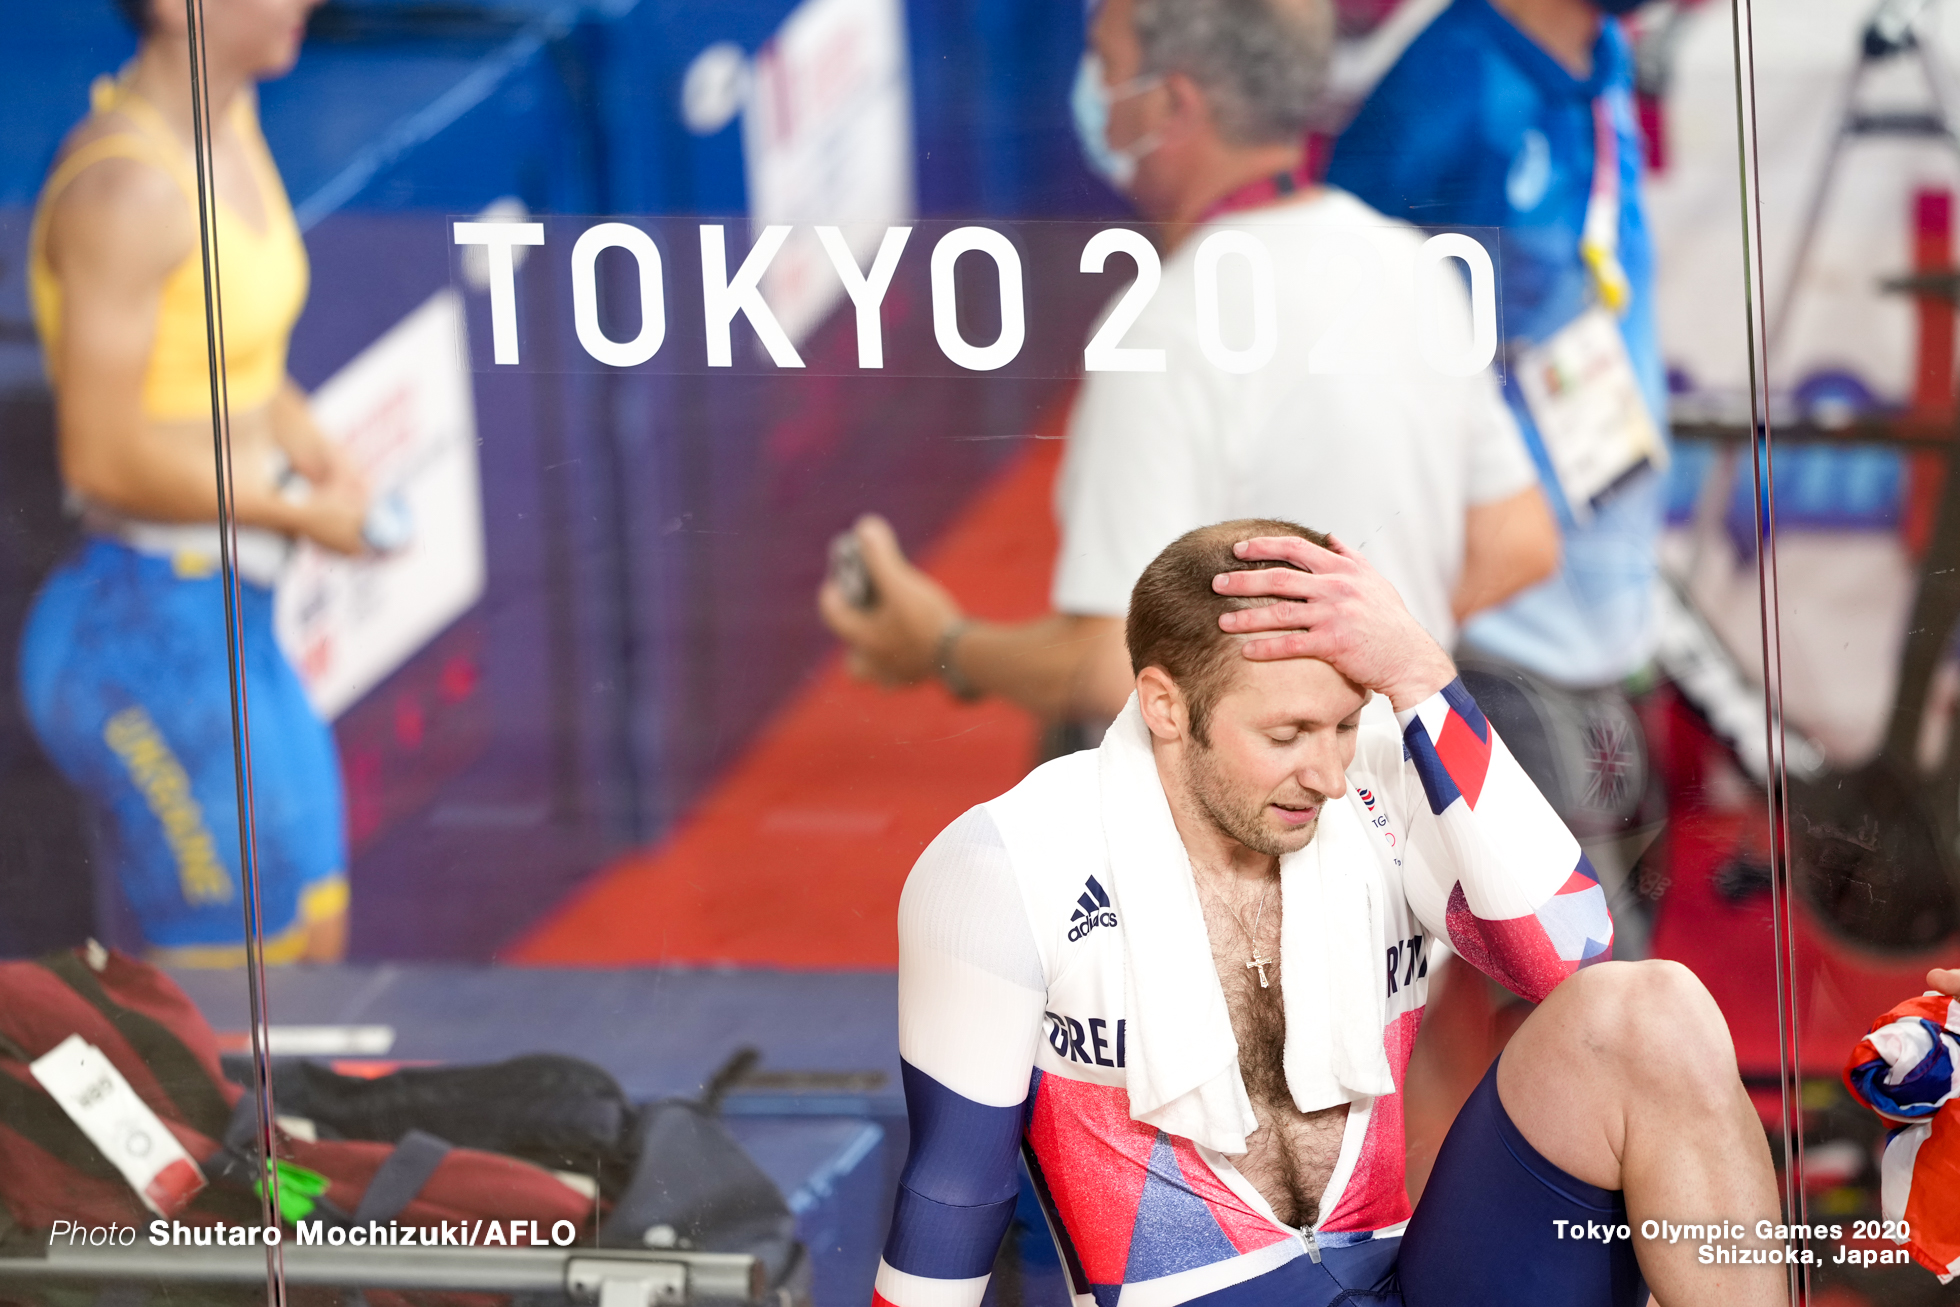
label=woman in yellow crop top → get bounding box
[20,0,365,966]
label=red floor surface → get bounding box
[505,430,1068,968]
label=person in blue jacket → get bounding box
[1327,0,1667,934]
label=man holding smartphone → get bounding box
[819,0,1559,741]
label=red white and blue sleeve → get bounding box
[877,806,1048,1307]
[1390,678,1615,1002]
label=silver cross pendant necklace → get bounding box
[1220,879,1278,989]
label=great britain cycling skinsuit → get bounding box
[879,681,1645,1307]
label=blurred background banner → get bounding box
[276,288,486,720]
[739,0,916,345]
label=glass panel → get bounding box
[1744,0,1960,1300]
[1,2,283,1305]
[9,0,1826,1303]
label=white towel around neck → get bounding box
[1098,695,1395,1156]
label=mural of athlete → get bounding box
[879,520,1781,1306]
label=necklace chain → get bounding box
[1200,875,1279,987]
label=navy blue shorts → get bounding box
[1394,1057,1646,1306]
[1177,1058,1647,1307]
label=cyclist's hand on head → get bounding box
[1212,534,1456,712]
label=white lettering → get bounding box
[1080,228,1165,373]
[699,225,803,368]
[571,223,666,367]
[75,1222,135,1246]
[1416,233,1497,376]
[452,222,546,365]
[930,227,1026,372]
[816,226,911,368]
[1193,231,1277,374]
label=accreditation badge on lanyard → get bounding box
[1516,97,1666,522]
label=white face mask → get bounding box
[1070,51,1164,191]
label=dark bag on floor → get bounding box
[273,1055,812,1304]
[265,1054,639,1194]
[264,1049,808,1290]
[599,1098,810,1307]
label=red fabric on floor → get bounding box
[504,431,1067,968]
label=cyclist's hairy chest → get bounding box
[1204,896,1350,1229]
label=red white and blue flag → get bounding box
[1845,993,1960,1283]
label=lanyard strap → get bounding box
[1580,95,1632,314]
[1200,166,1312,223]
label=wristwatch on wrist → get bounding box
[935,617,982,703]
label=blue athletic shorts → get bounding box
[1168,1058,1646,1307]
[1394,1058,1646,1305]
[18,538,347,962]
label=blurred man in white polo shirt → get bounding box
[820,0,1558,736]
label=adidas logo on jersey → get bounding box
[1067,875,1117,942]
